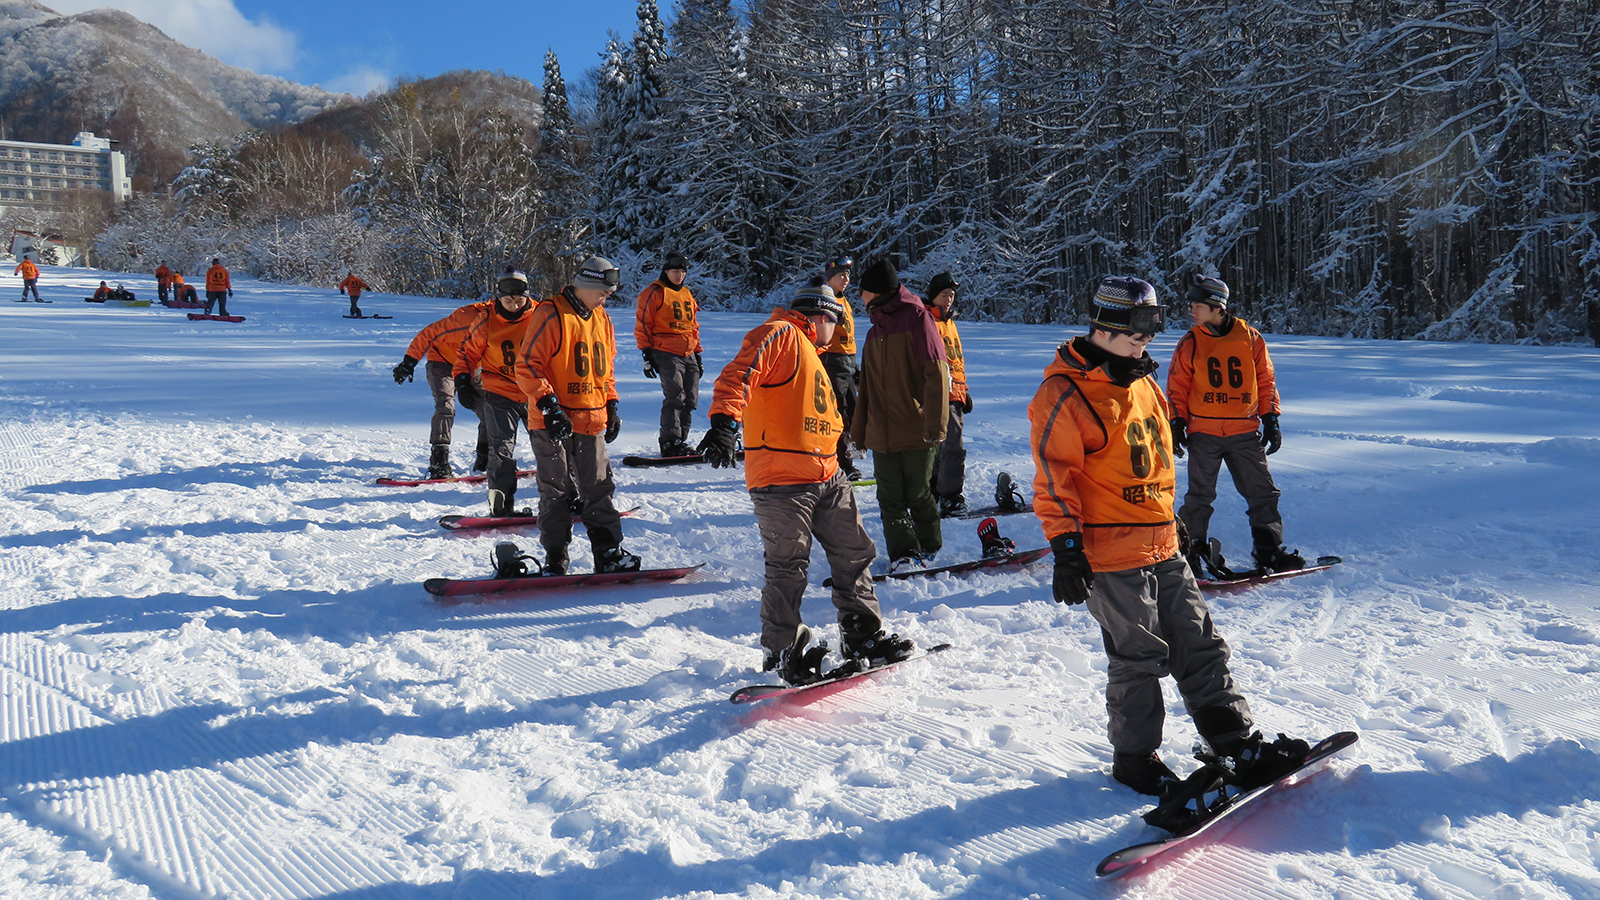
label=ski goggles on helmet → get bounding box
[577,263,622,289]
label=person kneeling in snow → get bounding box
[700,279,914,686]
[1028,275,1308,800]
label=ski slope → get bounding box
[1,267,1599,900]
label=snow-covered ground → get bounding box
[2,267,1599,900]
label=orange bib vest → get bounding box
[934,314,966,401]
[1071,376,1177,528]
[1183,320,1263,422]
[478,312,533,401]
[744,321,843,463]
[545,304,615,415]
[820,293,857,356]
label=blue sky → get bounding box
[45,0,678,97]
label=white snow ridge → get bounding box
[2,268,1599,900]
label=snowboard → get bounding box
[875,546,1050,582]
[851,478,877,487]
[730,643,953,704]
[375,469,533,487]
[343,314,392,319]
[621,451,744,467]
[188,313,245,323]
[1095,731,1360,878]
[1198,556,1343,592]
[161,299,205,309]
[13,299,51,303]
[424,563,704,598]
[952,502,1031,520]
[438,505,641,531]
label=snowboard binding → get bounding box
[777,624,834,686]
[977,517,1016,559]
[994,472,1027,514]
[492,541,541,578]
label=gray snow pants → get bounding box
[1085,555,1253,755]
[933,406,965,498]
[1178,430,1283,543]
[653,350,700,445]
[750,469,883,654]
[424,360,486,456]
[482,391,530,510]
[530,429,624,563]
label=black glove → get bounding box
[1171,417,1188,458]
[454,373,480,410]
[228,290,233,298]
[537,394,573,441]
[1176,518,1192,558]
[392,355,417,385]
[1049,532,1093,605]
[605,399,621,443]
[642,348,658,379]
[1259,413,1282,455]
[960,394,973,414]
[697,413,740,468]
[694,351,703,377]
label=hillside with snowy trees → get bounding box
[88,0,1600,344]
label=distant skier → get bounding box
[13,256,41,302]
[1167,275,1304,577]
[817,255,863,480]
[154,261,172,303]
[700,279,913,685]
[394,298,494,479]
[927,272,971,516]
[93,281,113,300]
[850,258,950,571]
[172,272,198,304]
[204,258,232,316]
[634,251,702,457]
[514,256,640,575]
[339,273,372,318]
[455,271,539,514]
[1028,275,1308,799]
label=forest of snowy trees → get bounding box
[95,0,1600,343]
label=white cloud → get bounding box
[45,0,298,74]
[323,65,392,98]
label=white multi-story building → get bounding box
[0,132,132,208]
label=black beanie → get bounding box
[663,251,688,271]
[859,259,899,295]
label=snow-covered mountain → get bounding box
[0,0,349,186]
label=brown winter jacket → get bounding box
[850,284,950,453]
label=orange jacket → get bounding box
[1167,317,1279,437]
[819,292,857,356]
[454,302,535,403]
[205,264,231,292]
[93,285,113,299]
[13,259,37,280]
[405,301,490,368]
[711,308,842,489]
[154,265,172,286]
[1029,338,1178,573]
[634,279,702,357]
[931,307,968,403]
[515,291,621,436]
[339,275,370,299]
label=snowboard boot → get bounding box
[1111,752,1180,797]
[778,624,831,686]
[841,616,915,667]
[541,546,568,576]
[977,516,1016,559]
[427,445,452,480]
[938,494,968,517]
[492,542,538,578]
[660,438,695,459]
[1211,731,1312,791]
[595,545,642,574]
[995,472,1027,513]
[1251,527,1305,574]
[1185,532,1210,580]
[888,554,926,574]
[488,489,513,517]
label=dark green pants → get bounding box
[872,448,941,561]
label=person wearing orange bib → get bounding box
[701,280,914,685]
[1168,275,1303,578]
[454,271,539,515]
[817,256,863,480]
[339,273,372,317]
[395,298,493,478]
[1029,275,1307,800]
[154,261,172,303]
[204,258,232,316]
[635,251,703,457]
[13,256,40,302]
[927,272,971,516]
[515,256,639,576]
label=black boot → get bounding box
[1251,527,1305,574]
[595,544,641,573]
[778,624,831,686]
[1209,731,1312,791]
[428,445,452,480]
[1112,752,1179,797]
[542,546,568,576]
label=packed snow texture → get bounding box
[1,268,1598,900]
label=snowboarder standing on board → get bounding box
[339,273,372,318]
[455,271,539,515]
[204,258,232,316]
[634,251,703,457]
[154,261,172,303]
[1028,275,1308,799]
[927,272,971,516]
[514,256,640,576]
[817,256,863,481]
[13,256,41,302]
[1167,274,1304,578]
[700,279,914,685]
[850,258,950,572]
[394,297,494,479]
